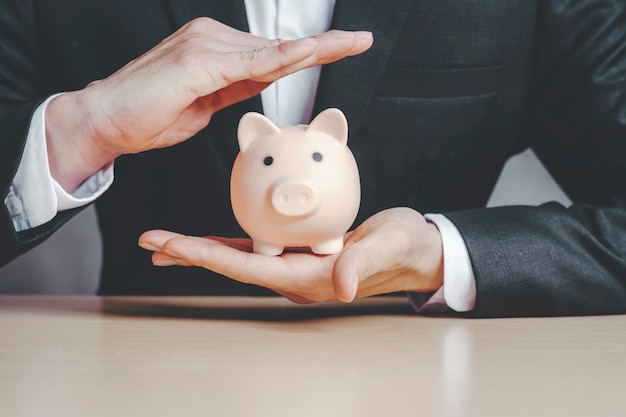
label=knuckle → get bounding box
[161,239,180,253]
[184,17,214,33]
[239,47,265,62]
[269,38,284,47]
[86,79,102,88]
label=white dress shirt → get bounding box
[4,0,475,312]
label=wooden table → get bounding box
[0,296,624,417]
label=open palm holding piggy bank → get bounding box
[230,108,361,256]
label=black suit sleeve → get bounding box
[0,1,81,266]
[446,0,626,317]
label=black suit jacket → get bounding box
[1,0,626,317]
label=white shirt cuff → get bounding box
[409,213,476,313]
[4,93,114,232]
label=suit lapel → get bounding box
[313,0,413,134]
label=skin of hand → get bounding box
[45,17,373,192]
[138,207,444,304]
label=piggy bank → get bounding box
[230,108,361,256]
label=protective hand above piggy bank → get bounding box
[230,108,361,256]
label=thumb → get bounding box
[332,235,381,303]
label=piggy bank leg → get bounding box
[253,240,285,256]
[311,237,344,255]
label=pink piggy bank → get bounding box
[230,108,361,256]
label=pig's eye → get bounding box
[312,152,323,162]
[263,156,273,166]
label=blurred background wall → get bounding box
[0,149,571,294]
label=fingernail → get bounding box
[154,257,177,267]
[345,274,359,302]
[341,275,359,303]
[139,241,159,252]
[332,30,357,39]
[356,31,373,41]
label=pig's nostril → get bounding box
[279,194,309,204]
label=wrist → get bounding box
[45,91,120,192]
[390,208,444,294]
[423,213,476,312]
[423,221,445,292]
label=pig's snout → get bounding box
[270,180,317,217]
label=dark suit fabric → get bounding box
[1,0,625,317]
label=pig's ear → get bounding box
[307,108,348,146]
[237,112,280,152]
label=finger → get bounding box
[139,230,219,253]
[295,30,373,65]
[141,231,253,268]
[152,252,193,267]
[161,236,337,302]
[207,29,371,66]
[142,231,339,301]
[251,31,373,82]
[139,229,188,251]
[217,30,372,85]
[160,236,293,287]
[215,37,318,86]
